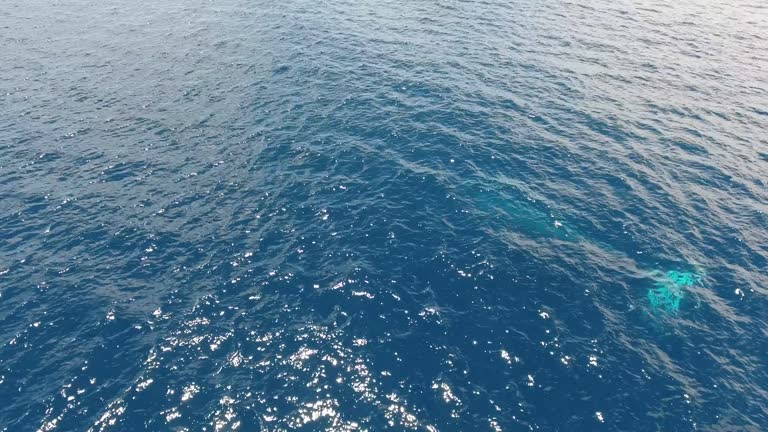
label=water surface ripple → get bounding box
[1,0,767,430]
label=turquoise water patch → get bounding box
[647,270,703,314]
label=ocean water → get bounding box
[1,0,767,430]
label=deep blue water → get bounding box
[1,0,767,430]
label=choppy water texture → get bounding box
[2,0,767,430]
